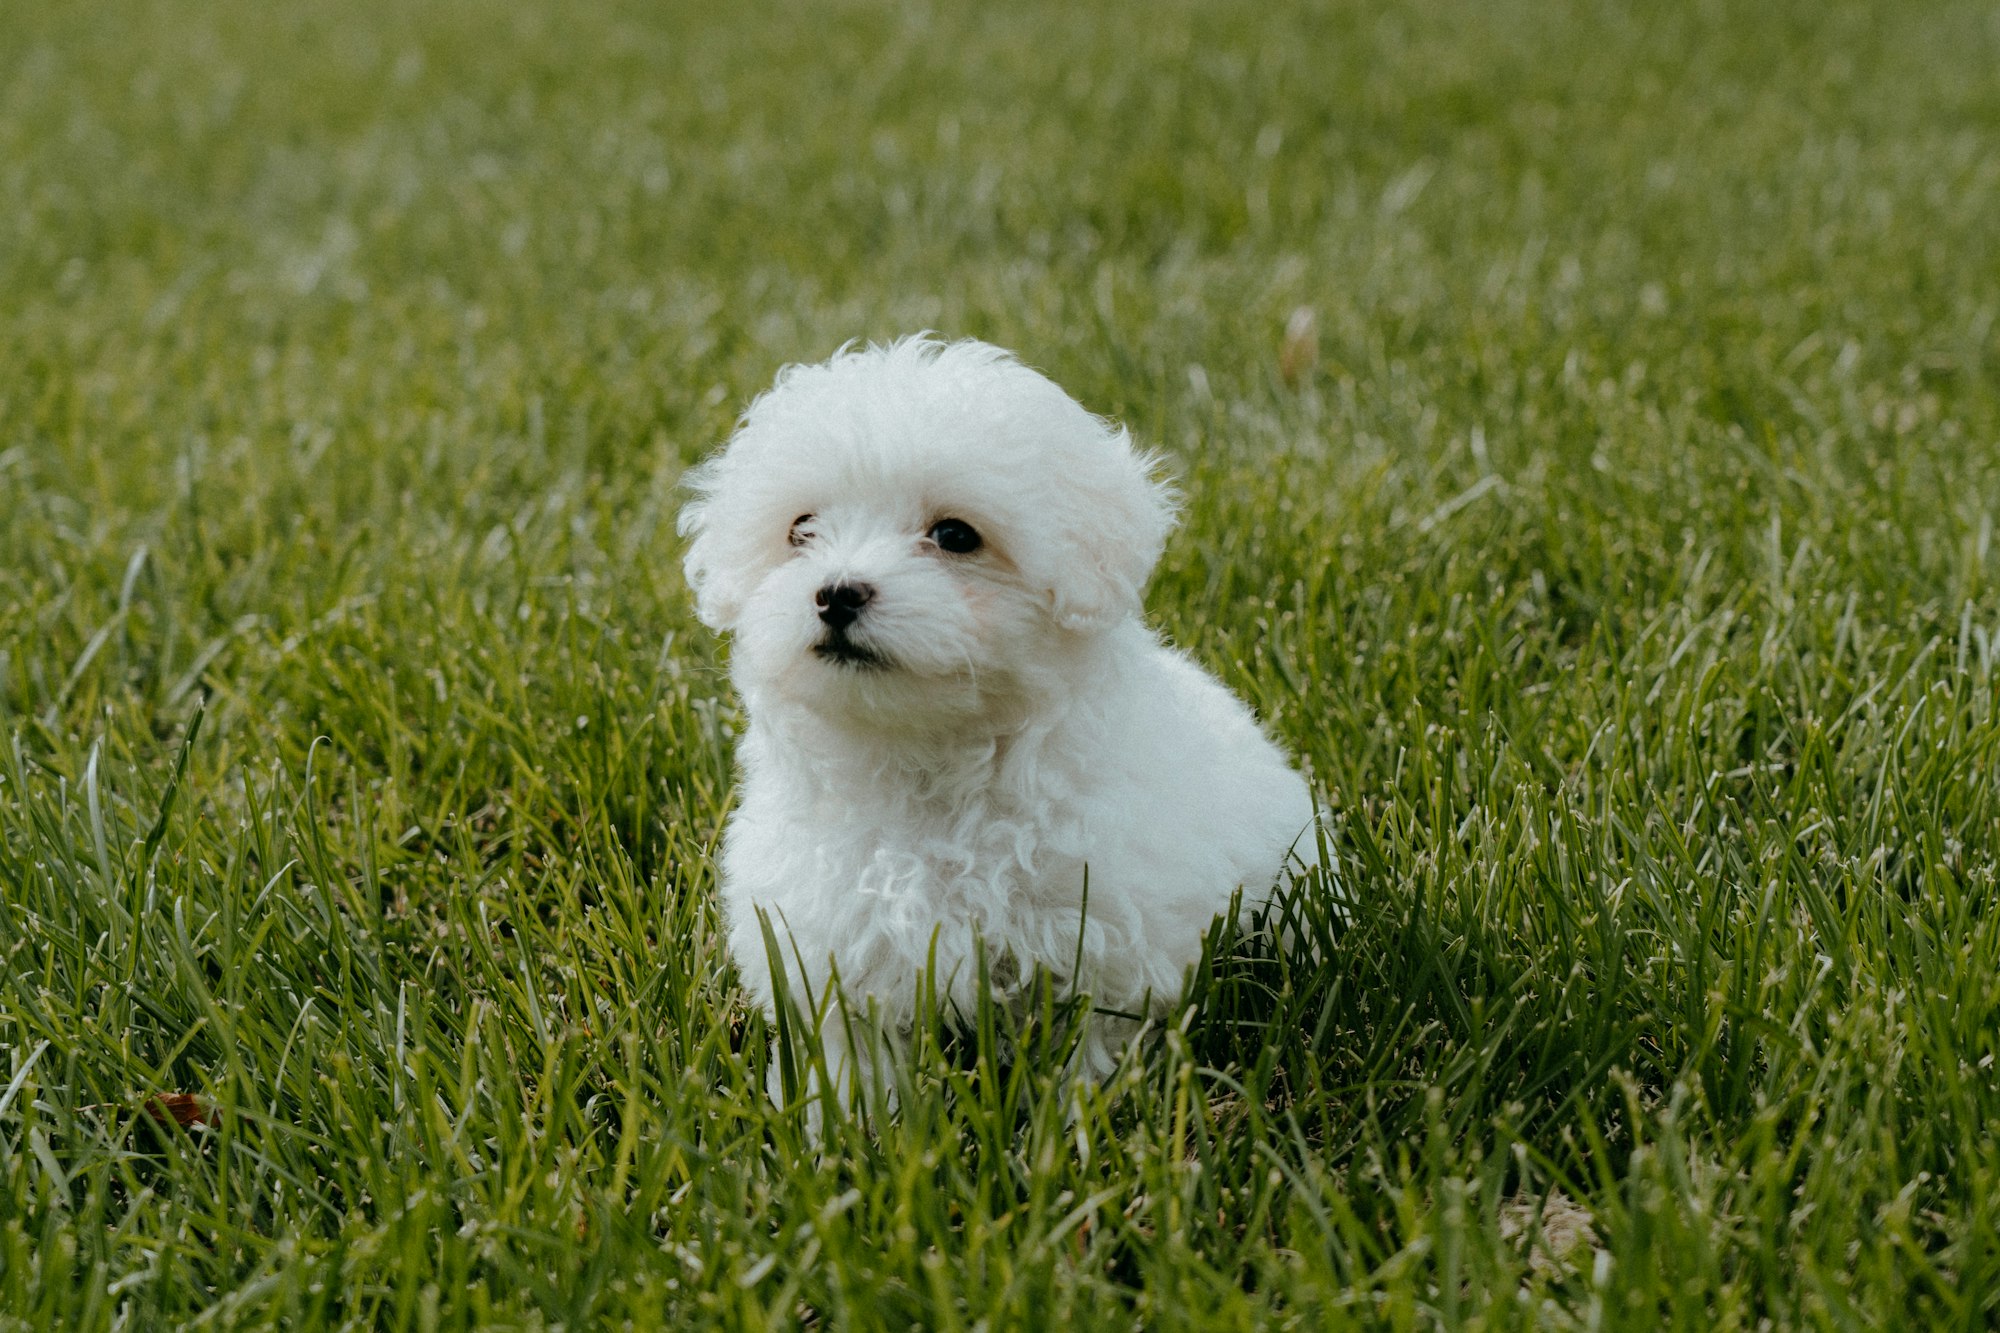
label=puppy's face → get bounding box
[679,339,1174,728]
[725,486,1043,726]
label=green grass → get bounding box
[4,0,2000,1325]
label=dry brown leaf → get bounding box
[1499,1189,1597,1277]
[1278,305,1319,388]
[142,1093,216,1129]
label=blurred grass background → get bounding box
[3,0,2000,1326]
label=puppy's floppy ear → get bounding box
[677,456,753,632]
[1036,425,1179,631]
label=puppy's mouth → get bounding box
[812,632,891,670]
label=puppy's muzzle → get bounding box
[815,581,874,630]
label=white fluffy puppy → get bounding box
[680,336,1317,1098]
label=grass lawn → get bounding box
[5,0,2000,1325]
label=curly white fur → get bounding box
[680,336,1318,1102]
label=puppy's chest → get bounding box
[801,793,1086,910]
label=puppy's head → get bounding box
[678,337,1175,725]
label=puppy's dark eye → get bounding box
[788,514,815,547]
[927,518,982,554]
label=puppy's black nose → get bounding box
[815,581,874,630]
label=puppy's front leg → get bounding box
[769,1005,902,1140]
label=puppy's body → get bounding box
[681,337,1316,1095]
[724,618,1315,1075]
